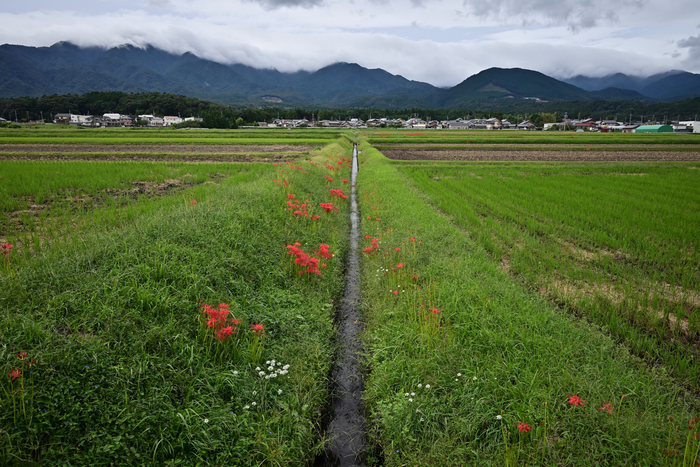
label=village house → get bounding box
[163,116,183,126]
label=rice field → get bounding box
[2,126,700,465]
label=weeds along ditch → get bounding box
[397,161,700,390]
[0,138,355,464]
[356,142,700,466]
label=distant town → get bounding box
[2,112,699,133]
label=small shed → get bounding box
[634,124,673,133]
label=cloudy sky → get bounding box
[2,0,699,87]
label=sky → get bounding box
[1,0,699,87]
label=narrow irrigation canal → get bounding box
[317,143,366,467]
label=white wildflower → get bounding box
[243,405,250,410]
[425,384,431,389]
[255,367,261,371]
[259,371,265,377]
[473,376,477,381]
[496,415,502,420]
[278,389,283,395]
[417,384,422,388]
[457,373,461,377]
[266,361,271,365]
[252,402,257,406]
[420,418,424,422]
[405,393,409,397]
[204,419,209,424]
[252,391,257,396]
[233,371,238,375]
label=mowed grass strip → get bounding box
[397,161,700,389]
[0,139,352,465]
[357,143,700,466]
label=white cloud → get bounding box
[0,0,699,86]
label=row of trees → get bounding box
[2,92,699,126]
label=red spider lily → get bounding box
[599,402,614,414]
[517,422,531,433]
[324,175,334,182]
[8,367,21,381]
[16,351,28,360]
[319,202,339,213]
[366,216,371,219]
[287,193,296,199]
[375,218,381,221]
[567,395,585,407]
[392,291,399,295]
[430,308,441,315]
[251,324,264,337]
[396,263,404,269]
[330,189,348,199]
[409,237,416,242]
[0,243,12,253]
[190,200,197,205]
[316,244,334,260]
[342,179,348,183]
[395,247,401,251]
[412,275,418,280]
[201,303,240,342]
[363,237,380,254]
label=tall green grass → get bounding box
[357,143,700,466]
[0,139,353,464]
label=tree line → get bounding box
[2,92,699,126]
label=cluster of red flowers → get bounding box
[272,179,291,187]
[319,202,340,213]
[567,395,585,407]
[250,323,265,337]
[7,351,35,382]
[363,235,380,254]
[517,422,531,433]
[286,242,330,276]
[316,244,334,260]
[201,303,240,341]
[287,163,308,173]
[325,157,350,171]
[330,189,348,199]
[1,243,12,261]
[324,175,334,183]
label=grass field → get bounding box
[2,126,700,465]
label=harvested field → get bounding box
[382,149,700,161]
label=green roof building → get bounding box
[634,124,673,133]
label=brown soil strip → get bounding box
[383,150,700,162]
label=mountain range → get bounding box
[2,41,700,109]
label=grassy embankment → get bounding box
[357,142,700,466]
[0,138,353,464]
